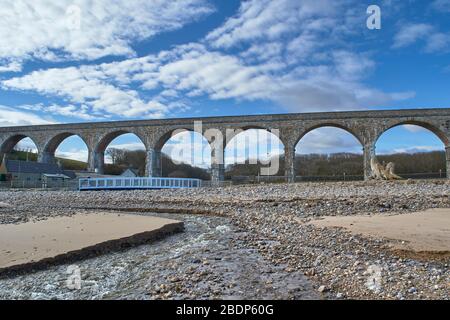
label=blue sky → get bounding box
[0,0,448,165]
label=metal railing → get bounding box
[228,172,447,184]
[296,174,364,182]
[201,180,233,188]
[0,180,79,190]
[78,177,202,191]
[229,175,364,184]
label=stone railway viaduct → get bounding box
[1,108,449,184]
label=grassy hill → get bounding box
[4,149,446,179]
[4,150,88,171]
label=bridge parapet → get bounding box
[0,108,448,182]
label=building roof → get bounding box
[121,168,140,176]
[42,173,71,179]
[73,171,115,179]
[4,159,68,175]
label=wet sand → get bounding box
[310,208,450,252]
[0,212,183,271]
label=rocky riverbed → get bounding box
[0,180,448,300]
[0,213,318,300]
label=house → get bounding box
[72,171,116,179]
[42,173,72,188]
[120,168,140,177]
[0,159,75,188]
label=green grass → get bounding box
[6,150,88,171]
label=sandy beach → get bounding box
[0,213,182,271]
[309,208,450,252]
[0,180,448,300]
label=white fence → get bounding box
[79,177,202,191]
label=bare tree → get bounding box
[106,148,125,165]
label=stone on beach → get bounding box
[0,180,448,300]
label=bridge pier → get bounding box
[88,150,105,174]
[284,144,296,183]
[211,164,225,186]
[0,109,448,182]
[95,151,105,174]
[210,138,225,186]
[446,146,450,179]
[146,148,162,177]
[363,143,375,180]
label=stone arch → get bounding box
[295,123,364,147]
[294,124,364,180]
[224,128,285,179]
[154,127,197,151]
[375,121,448,178]
[39,132,90,166]
[375,120,449,146]
[224,126,281,150]
[158,129,212,179]
[43,132,89,154]
[146,127,200,178]
[95,130,148,153]
[90,130,147,175]
[0,134,40,154]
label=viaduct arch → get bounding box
[0,108,448,184]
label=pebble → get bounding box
[318,285,327,293]
[0,180,448,300]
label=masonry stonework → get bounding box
[1,108,449,183]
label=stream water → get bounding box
[0,212,318,300]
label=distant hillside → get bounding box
[4,150,87,171]
[4,150,445,179]
[4,150,210,178]
[104,150,211,180]
[226,151,446,178]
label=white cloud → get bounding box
[15,137,38,152]
[296,127,362,154]
[206,0,342,49]
[137,44,411,113]
[106,142,145,151]
[392,23,450,53]
[431,0,450,12]
[332,51,375,81]
[158,129,285,167]
[389,146,443,154]
[0,105,55,127]
[240,42,284,63]
[392,23,434,49]
[18,103,99,121]
[162,131,211,167]
[2,64,170,119]
[0,0,417,123]
[225,129,283,165]
[0,0,213,70]
[403,124,427,133]
[144,44,277,101]
[45,104,99,121]
[202,0,412,112]
[425,32,450,52]
[0,60,22,73]
[55,149,89,163]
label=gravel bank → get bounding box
[0,180,448,300]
